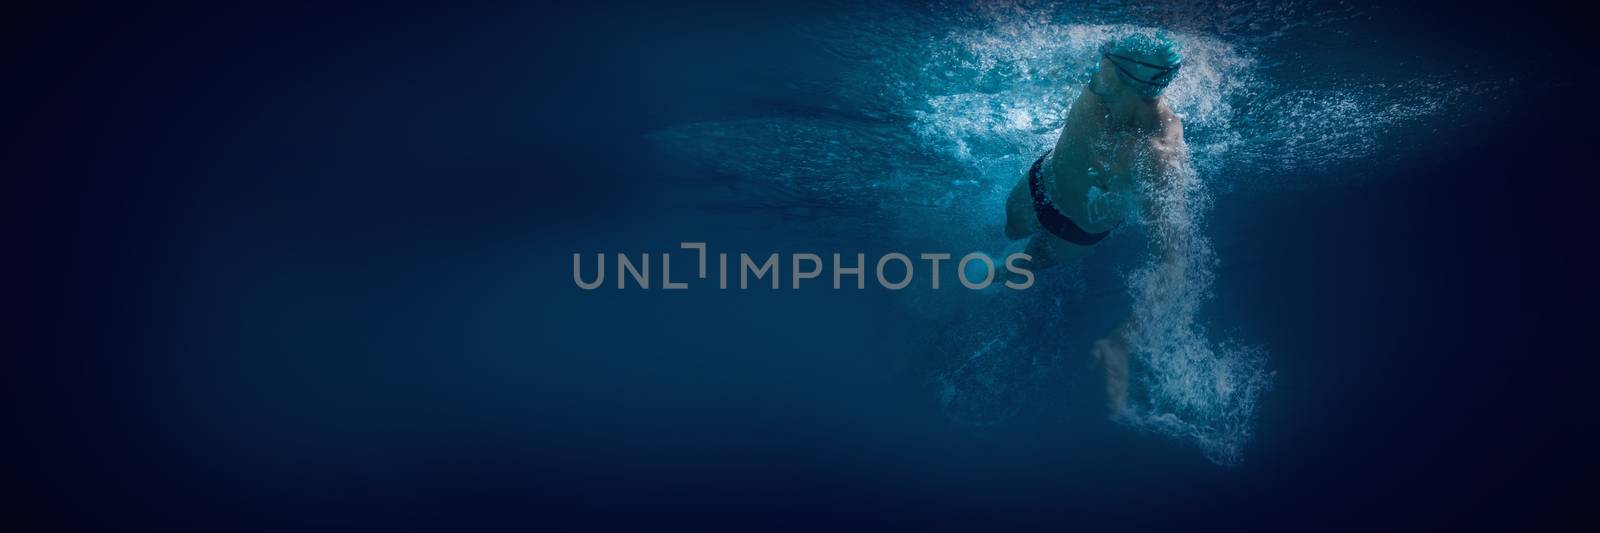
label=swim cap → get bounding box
[1099,33,1183,98]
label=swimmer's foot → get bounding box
[1092,335,1130,418]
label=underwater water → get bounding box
[19,0,1586,530]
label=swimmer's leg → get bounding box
[984,238,1037,291]
[1093,334,1129,418]
[1004,176,1033,240]
[1023,234,1059,270]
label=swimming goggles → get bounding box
[1104,53,1181,87]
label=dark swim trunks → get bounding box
[1028,151,1112,246]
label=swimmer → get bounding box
[1002,33,1190,418]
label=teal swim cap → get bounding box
[1099,33,1183,98]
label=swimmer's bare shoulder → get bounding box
[1052,88,1107,171]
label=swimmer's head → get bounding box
[1096,33,1183,99]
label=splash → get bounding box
[1117,152,1273,467]
[897,3,1505,192]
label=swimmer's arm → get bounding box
[1107,120,1191,343]
[1051,88,1099,160]
[1141,117,1191,260]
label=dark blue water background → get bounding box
[12,1,1589,530]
